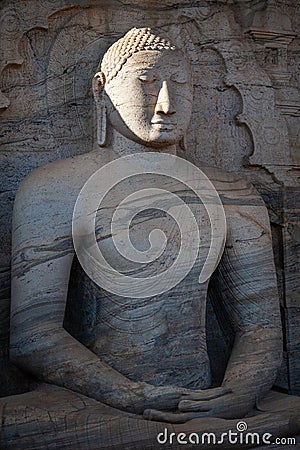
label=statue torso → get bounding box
[64,154,212,388]
[24,150,255,390]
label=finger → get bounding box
[180,386,232,401]
[143,409,188,423]
[143,409,208,424]
[178,400,212,412]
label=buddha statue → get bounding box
[2,27,299,449]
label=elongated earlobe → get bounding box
[92,72,107,147]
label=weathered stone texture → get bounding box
[0,0,299,400]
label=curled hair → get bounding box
[101,27,176,83]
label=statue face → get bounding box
[103,50,193,147]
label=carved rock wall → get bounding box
[0,0,299,395]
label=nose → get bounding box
[154,81,175,115]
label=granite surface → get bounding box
[0,1,299,448]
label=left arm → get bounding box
[179,199,282,419]
[145,188,282,423]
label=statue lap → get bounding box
[0,384,299,449]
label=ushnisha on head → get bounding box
[93,27,193,148]
[100,27,176,84]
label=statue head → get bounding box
[93,27,193,148]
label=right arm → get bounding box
[9,169,195,414]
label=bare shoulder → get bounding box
[12,151,109,240]
[16,152,104,201]
[18,154,98,195]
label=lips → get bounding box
[151,121,176,130]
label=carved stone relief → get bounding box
[0,0,299,401]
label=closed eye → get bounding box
[138,75,158,83]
